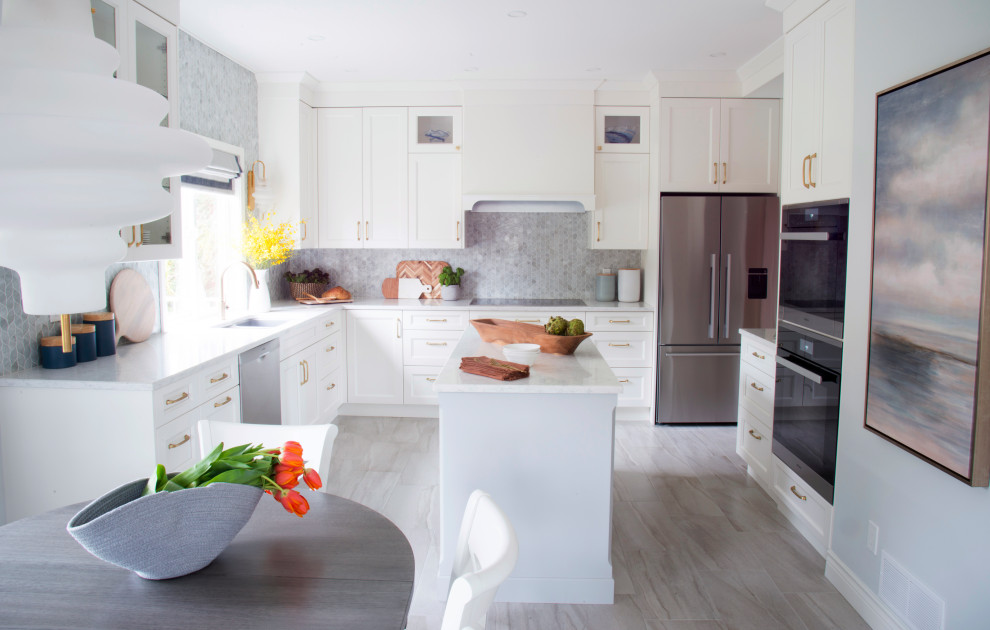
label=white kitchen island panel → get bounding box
[435,327,620,604]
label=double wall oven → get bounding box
[773,199,848,504]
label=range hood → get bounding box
[464,195,595,213]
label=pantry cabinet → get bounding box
[659,98,780,194]
[318,108,409,248]
[780,0,854,204]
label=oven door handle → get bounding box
[775,354,823,385]
[780,232,832,241]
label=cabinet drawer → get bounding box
[773,457,832,550]
[741,335,775,375]
[612,367,652,407]
[155,411,199,472]
[739,362,774,416]
[316,331,343,374]
[403,310,468,330]
[281,321,321,358]
[403,330,461,366]
[586,311,652,332]
[203,387,240,423]
[469,311,585,327]
[201,358,238,398]
[589,332,652,367]
[738,407,772,484]
[318,312,343,337]
[154,378,196,425]
[404,365,441,405]
[319,368,344,419]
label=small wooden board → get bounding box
[396,260,449,299]
[109,269,155,344]
[460,356,530,380]
[382,277,399,299]
[294,297,354,305]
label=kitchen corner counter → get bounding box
[739,327,776,346]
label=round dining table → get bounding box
[0,492,415,629]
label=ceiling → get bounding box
[178,0,783,84]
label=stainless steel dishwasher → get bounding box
[238,339,281,424]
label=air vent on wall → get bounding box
[879,551,945,630]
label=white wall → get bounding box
[831,1,990,628]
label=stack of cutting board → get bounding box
[381,260,449,299]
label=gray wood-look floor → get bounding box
[323,417,870,630]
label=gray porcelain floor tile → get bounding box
[698,569,810,630]
[785,592,872,630]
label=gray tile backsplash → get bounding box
[272,212,643,302]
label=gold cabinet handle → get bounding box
[325,321,335,328]
[455,145,461,151]
[750,382,764,392]
[515,319,540,323]
[357,220,361,240]
[300,220,307,241]
[597,221,601,242]
[168,434,191,449]
[326,345,335,352]
[618,379,630,383]
[326,383,336,391]
[597,145,602,151]
[808,152,817,188]
[165,392,189,405]
[396,318,401,338]
[300,359,308,386]
[609,343,631,347]
[365,220,369,240]
[802,155,810,189]
[609,319,631,324]
[124,225,135,247]
[134,225,142,247]
[209,372,229,384]
[213,396,232,408]
[748,429,763,440]
[790,485,807,501]
[751,351,765,360]
[456,220,460,242]
[426,377,436,382]
[426,341,448,346]
[426,318,448,323]
[713,162,718,185]
[722,162,726,184]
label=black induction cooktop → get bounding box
[470,298,586,307]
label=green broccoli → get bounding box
[566,318,585,336]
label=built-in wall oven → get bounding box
[773,198,849,504]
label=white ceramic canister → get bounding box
[617,268,641,303]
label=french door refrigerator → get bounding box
[657,194,779,424]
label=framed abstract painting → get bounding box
[865,48,990,486]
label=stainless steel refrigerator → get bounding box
[657,194,779,424]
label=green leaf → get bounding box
[202,468,265,487]
[155,464,168,492]
[168,442,224,489]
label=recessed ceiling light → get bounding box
[709,51,726,58]
[507,10,527,18]
[307,34,326,42]
[585,66,601,72]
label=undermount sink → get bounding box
[221,317,288,328]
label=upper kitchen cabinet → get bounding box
[596,106,649,154]
[256,81,319,249]
[780,0,854,205]
[409,107,462,153]
[591,153,650,250]
[659,98,780,194]
[318,107,409,249]
[92,0,182,260]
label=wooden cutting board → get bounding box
[396,260,448,299]
[381,277,399,299]
[109,269,155,344]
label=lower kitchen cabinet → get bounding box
[586,312,655,421]
[280,342,320,426]
[404,365,442,405]
[155,386,241,472]
[280,314,345,425]
[772,456,833,556]
[401,310,465,405]
[346,309,404,405]
[735,329,776,492]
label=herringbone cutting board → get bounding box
[396,260,449,299]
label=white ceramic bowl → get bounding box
[502,343,541,365]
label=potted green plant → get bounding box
[283,267,330,300]
[438,265,465,301]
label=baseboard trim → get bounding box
[825,551,908,630]
[338,403,439,418]
[437,573,614,605]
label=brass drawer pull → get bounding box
[609,343,631,347]
[426,342,448,346]
[165,392,189,405]
[515,319,539,323]
[209,372,229,384]
[213,396,232,408]
[618,379,630,383]
[790,485,807,501]
[609,319,631,324]
[325,321,335,328]
[326,345,335,352]
[168,434,190,449]
[751,351,765,360]
[748,429,762,440]
[327,383,336,391]
[426,377,436,382]
[750,382,764,392]
[426,318,448,323]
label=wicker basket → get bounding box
[288,282,328,300]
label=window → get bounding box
[161,137,246,330]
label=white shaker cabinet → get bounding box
[660,98,780,194]
[280,342,320,427]
[409,154,463,248]
[346,310,405,405]
[780,0,854,204]
[318,108,364,248]
[591,153,650,250]
[279,313,344,425]
[735,331,776,492]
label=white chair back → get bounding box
[196,420,338,490]
[441,490,519,630]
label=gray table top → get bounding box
[0,492,415,629]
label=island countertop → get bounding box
[434,326,621,394]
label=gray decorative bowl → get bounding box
[67,478,263,580]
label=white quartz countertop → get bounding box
[0,298,651,391]
[739,327,776,346]
[434,326,622,394]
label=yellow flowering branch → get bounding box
[242,212,295,269]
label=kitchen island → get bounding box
[433,326,621,604]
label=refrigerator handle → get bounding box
[723,253,731,339]
[708,253,716,339]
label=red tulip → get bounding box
[282,441,303,456]
[302,467,322,491]
[279,450,304,468]
[274,468,300,489]
[278,489,310,517]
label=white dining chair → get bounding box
[440,489,519,630]
[195,420,338,491]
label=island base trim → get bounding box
[436,573,615,605]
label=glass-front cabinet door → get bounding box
[595,106,650,154]
[408,107,462,153]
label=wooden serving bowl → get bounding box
[470,318,592,355]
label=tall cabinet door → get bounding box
[409,154,463,248]
[318,108,364,248]
[593,153,650,250]
[298,101,319,249]
[781,14,822,204]
[363,108,408,248]
[719,99,780,193]
[659,196,722,345]
[346,311,404,405]
[815,0,854,200]
[659,99,720,193]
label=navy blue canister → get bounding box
[70,324,97,362]
[40,336,76,369]
[83,312,116,356]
